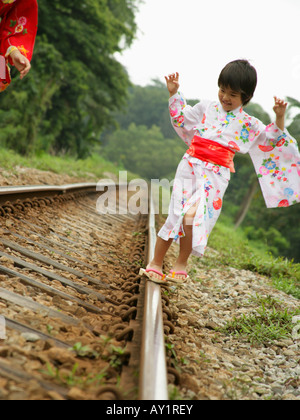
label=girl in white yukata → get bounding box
[140,60,300,285]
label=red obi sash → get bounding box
[187,136,236,173]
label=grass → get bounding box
[220,296,300,345]
[42,337,128,390]
[0,147,138,182]
[194,217,300,344]
[200,214,300,300]
[43,362,108,388]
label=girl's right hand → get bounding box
[165,72,180,97]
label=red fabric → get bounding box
[0,0,38,85]
[187,136,236,173]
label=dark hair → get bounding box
[218,60,257,106]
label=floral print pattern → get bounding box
[158,157,229,257]
[168,92,300,209]
[0,0,38,90]
[158,92,300,258]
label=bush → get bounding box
[244,226,290,256]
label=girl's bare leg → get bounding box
[148,237,173,280]
[171,203,197,280]
[148,203,198,281]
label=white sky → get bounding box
[116,0,300,117]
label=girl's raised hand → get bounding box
[165,72,180,97]
[273,96,288,118]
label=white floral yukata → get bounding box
[158,92,300,257]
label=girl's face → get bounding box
[218,86,243,112]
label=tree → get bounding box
[103,123,186,180]
[110,80,173,139]
[286,97,300,142]
[244,102,271,126]
[0,0,141,157]
[0,37,64,154]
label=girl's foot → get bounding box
[166,263,189,283]
[139,263,167,284]
[146,263,165,281]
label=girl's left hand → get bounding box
[10,49,31,79]
[273,96,288,118]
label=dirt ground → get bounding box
[0,165,97,187]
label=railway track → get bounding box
[0,182,176,400]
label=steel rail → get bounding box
[0,183,98,206]
[0,181,169,399]
[0,182,130,206]
[139,193,169,400]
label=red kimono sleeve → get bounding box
[0,0,38,64]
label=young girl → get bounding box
[141,59,300,285]
[0,0,38,92]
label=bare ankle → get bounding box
[148,261,163,270]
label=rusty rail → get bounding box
[0,183,97,206]
[0,182,170,400]
[139,193,169,400]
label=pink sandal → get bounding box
[166,270,189,284]
[139,268,167,284]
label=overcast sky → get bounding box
[116,0,300,117]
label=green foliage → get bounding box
[244,226,290,256]
[112,80,175,139]
[244,102,271,125]
[0,0,141,157]
[0,147,138,181]
[242,191,300,263]
[0,36,64,154]
[221,304,300,345]
[288,114,300,141]
[286,95,300,141]
[102,122,186,179]
[70,342,99,359]
[199,214,300,299]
